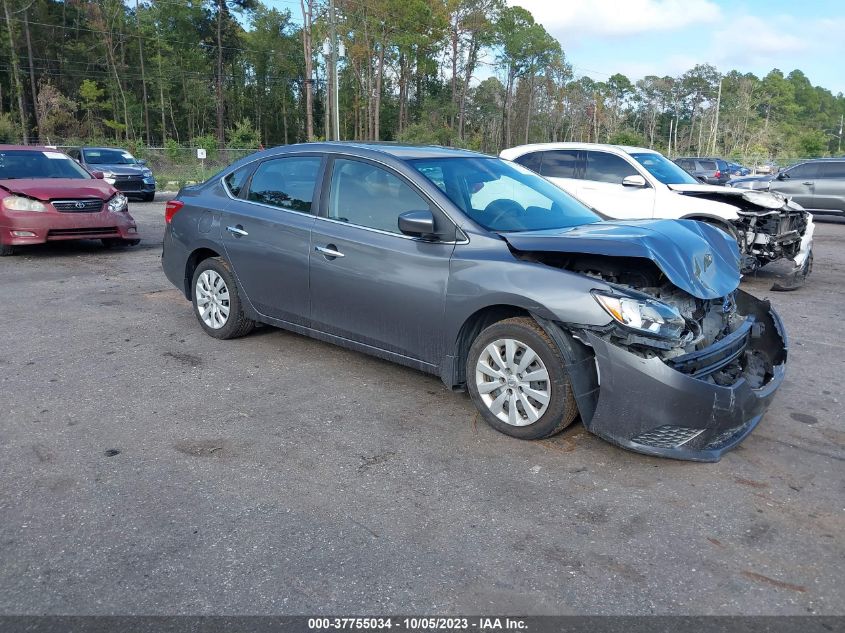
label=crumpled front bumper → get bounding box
[578,291,787,462]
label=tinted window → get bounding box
[513,152,543,173]
[327,159,429,234]
[540,150,579,179]
[410,157,599,232]
[785,163,819,179]
[819,161,845,178]
[585,151,638,184]
[0,149,91,179]
[676,159,693,169]
[697,160,718,171]
[246,156,321,212]
[224,164,253,197]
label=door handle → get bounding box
[315,245,344,258]
[226,225,248,237]
[802,181,813,186]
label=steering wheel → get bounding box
[484,198,525,227]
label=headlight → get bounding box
[142,168,153,177]
[592,291,686,340]
[2,195,48,212]
[742,190,783,208]
[108,193,128,213]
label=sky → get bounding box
[265,0,845,95]
[507,0,845,95]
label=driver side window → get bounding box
[585,151,639,184]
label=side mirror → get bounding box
[776,171,788,180]
[398,210,438,239]
[91,171,105,179]
[137,159,148,166]
[622,174,647,187]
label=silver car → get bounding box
[161,143,787,462]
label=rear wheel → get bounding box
[191,257,254,340]
[466,317,578,440]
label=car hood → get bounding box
[500,219,740,300]
[89,163,146,175]
[0,178,117,201]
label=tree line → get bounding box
[1,0,843,161]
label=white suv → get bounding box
[500,143,813,283]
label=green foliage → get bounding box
[165,139,182,163]
[796,130,829,157]
[226,119,261,149]
[608,130,647,147]
[0,113,17,143]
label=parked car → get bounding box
[755,161,779,175]
[0,145,140,256]
[162,143,787,461]
[500,143,813,284]
[673,157,731,185]
[751,159,844,216]
[726,161,751,177]
[68,146,156,201]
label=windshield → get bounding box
[410,157,599,232]
[630,152,697,185]
[83,148,138,165]
[0,150,92,180]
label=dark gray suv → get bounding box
[674,157,731,185]
[161,143,787,462]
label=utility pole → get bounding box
[838,113,843,154]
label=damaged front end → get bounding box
[679,187,815,286]
[504,227,788,461]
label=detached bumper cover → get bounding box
[579,292,787,462]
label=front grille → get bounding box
[52,199,104,213]
[47,227,119,237]
[669,318,753,378]
[757,211,806,242]
[113,175,145,192]
[633,425,705,449]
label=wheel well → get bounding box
[452,305,531,386]
[184,248,221,298]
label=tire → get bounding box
[143,192,155,202]
[191,256,254,340]
[0,243,15,256]
[466,317,578,440]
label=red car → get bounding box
[0,145,140,256]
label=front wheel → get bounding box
[466,317,579,440]
[0,243,15,256]
[191,257,255,339]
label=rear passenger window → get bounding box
[513,152,543,173]
[327,159,429,234]
[246,156,322,212]
[820,162,845,178]
[224,164,253,197]
[540,150,579,179]
[585,151,638,184]
[697,160,718,171]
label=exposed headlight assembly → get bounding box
[742,190,785,209]
[593,291,686,340]
[108,193,128,213]
[2,195,48,212]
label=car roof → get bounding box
[501,142,657,156]
[0,145,65,152]
[79,146,131,151]
[272,141,487,160]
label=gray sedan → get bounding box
[161,143,787,462]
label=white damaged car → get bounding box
[500,143,814,289]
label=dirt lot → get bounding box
[0,200,843,615]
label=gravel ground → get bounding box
[0,199,842,615]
